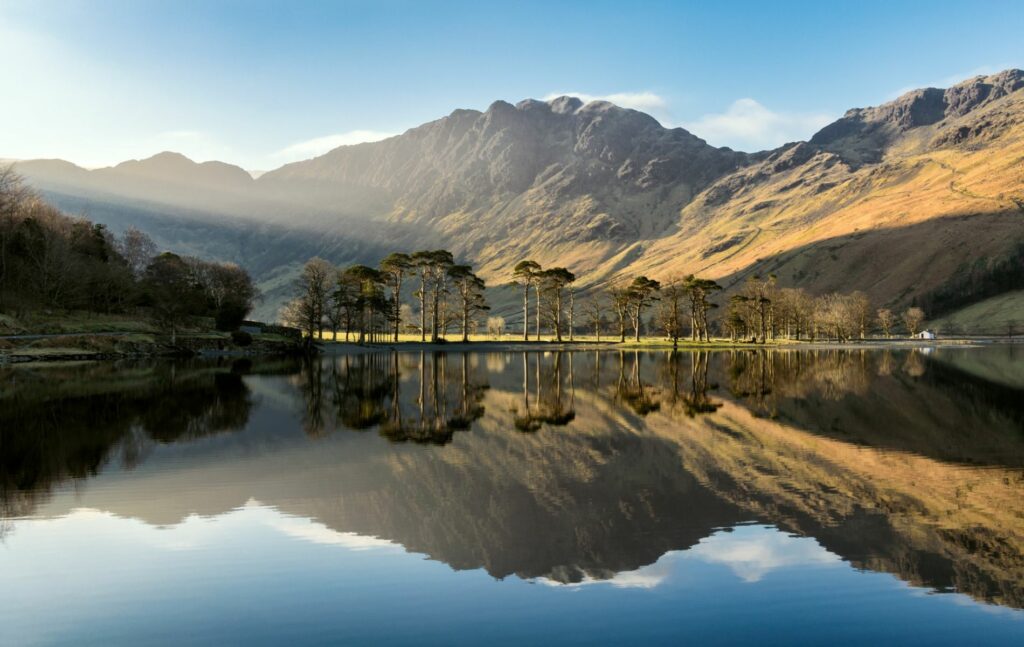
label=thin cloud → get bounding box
[272,130,397,164]
[542,91,669,114]
[681,99,833,152]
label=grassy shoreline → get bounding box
[4,317,1018,365]
[0,331,304,364]
[316,335,1017,355]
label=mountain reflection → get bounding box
[1,347,1022,609]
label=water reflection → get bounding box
[1,346,1023,616]
[294,351,490,443]
[0,359,255,524]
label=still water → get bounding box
[1,346,1022,645]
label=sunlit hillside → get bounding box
[15,71,1024,323]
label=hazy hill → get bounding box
[12,70,1024,323]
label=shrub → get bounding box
[230,330,253,347]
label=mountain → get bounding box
[634,70,1024,310]
[12,70,1024,323]
[259,97,749,271]
[16,152,258,216]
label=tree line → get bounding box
[0,167,257,339]
[288,248,933,344]
[283,251,489,343]
[520,265,929,343]
[514,261,724,346]
[722,275,927,342]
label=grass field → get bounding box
[931,291,1024,336]
[0,311,159,335]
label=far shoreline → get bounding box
[316,336,1021,355]
[2,335,1019,367]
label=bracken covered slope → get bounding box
[631,70,1024,311]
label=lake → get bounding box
[1,345,1023,645]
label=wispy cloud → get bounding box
[271,130,397,165]
[681,99,833,152]
[542,91,669,114]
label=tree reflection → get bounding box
[296,351,490,444]
[512,352,576,430]
[616,351,660,415]
[0,360,256,523]
[662,351,721,418]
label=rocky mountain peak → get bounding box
[810,68,1024,164]
[548,96,583,114]
[944,69,1024,116]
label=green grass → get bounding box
[2,311,159,335]
[8,347,102,357]
[931,291,1024,335]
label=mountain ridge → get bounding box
[10,69,1024,323]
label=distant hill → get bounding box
[13,70,1024,324]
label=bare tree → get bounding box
[582,295,605,341]
[293,257,334,340]
[609,285,630,342]
[659,276,686,348]
[487,316,505,339]
[903,307,926,337]
[876,308,895,339]
[850,291,872,339]
[449,264,489,342]
[116,226,158,279]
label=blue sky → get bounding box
[2,0,1022,170]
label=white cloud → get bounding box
[681,99,833,152]
[543,91,669,114]
[542,91,831,152]
[688,526,840,583]
[534,555,674,589]
[267,514,401,551]
[271,130,397,165]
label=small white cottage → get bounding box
[914,330,936,340]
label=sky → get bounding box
[1,0,1022,171]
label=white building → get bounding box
[914,330,936,340]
